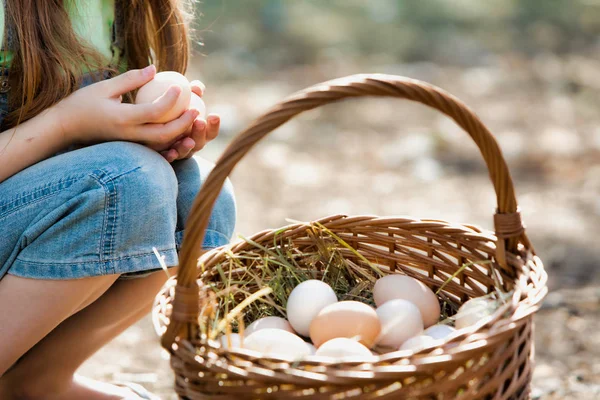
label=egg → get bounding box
[309,301,381,348]
[135,71,192,123]
[219,333,242,350]
[316,338,374,359]
[244,316,295,338]
[286,280,338,337]
[243,329,312,359]
[423,324,456,340]
[188,92,206,118]
[375,299,424,347]
[373,274,440,327]
[306,342,317,355]
[398,335,436,351]
[454,297,497,329]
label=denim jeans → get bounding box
[0,73,236,280]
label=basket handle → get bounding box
[162,74,531,348]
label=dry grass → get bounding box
[194,221,509,345]
[198,223,384,340]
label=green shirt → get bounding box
[0,0,115,66]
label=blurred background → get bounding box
[82,1,600,398]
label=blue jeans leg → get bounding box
[0,142,236,280]
[171,156,237,251]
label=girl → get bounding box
[0,1,236,399]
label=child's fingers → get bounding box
[137,109,199,147]
[172,137,196,159]
[125,85,182,123]
[189,80,205,97]
[190,119,208,151]
[206,114,220,140]
[160,149,179,163]
[103,65,156,97]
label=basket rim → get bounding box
[199,214,528,273]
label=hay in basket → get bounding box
[153,74,548,399]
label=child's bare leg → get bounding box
[0,274,119,378]
[0,268,175,400]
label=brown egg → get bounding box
[134,71,192,123]
[309,301,381,348]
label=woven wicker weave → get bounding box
[153,74,548,399]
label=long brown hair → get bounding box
[2,0,192,129]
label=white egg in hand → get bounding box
[135,71,192,123]
[423,324,456,340]
[286,280,337,337]
[189,92,206,118]
[316,338,374,360]
[244,316,295,338]
[373,274,440,327]
[243,329,312,359]
[375,299,423,347]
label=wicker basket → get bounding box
[153,74,548,399]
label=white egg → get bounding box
[454,297,497,329]
[398,335,436,351]
[219,333,242,350]
[189,92,206,118]
[287,280,338,337]
[423,324,456,340]
[243,329,312,359]
[316,338,375,360]
[375,299,424,347]
[134,71,192,123]
[306,342,317,355]
[244,316,295,338]
[373,274,441,327]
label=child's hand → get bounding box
[54,65,198,153]
[160,80,220,162]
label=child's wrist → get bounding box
[49,102,81,146]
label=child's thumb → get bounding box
[104,65,156,97]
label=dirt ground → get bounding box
[80,57,600,398]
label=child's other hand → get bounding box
[54,65,198,153]
[160,80,220,162]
